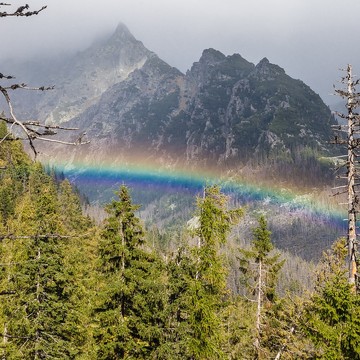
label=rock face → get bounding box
[45,23,151,124]
[7,23,153,124]
[7,24,336,171]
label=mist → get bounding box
[1,0,359,106]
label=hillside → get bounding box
[0,129,354,358]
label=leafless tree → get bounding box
[0,3,89,158]
[332,64,360,291]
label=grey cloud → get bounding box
[1,0,359,106]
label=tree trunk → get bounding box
[346,64,357,290]
[120,217,126,318]
[35,247,41,360]
[255,259,262,359]
[2,323,7,360]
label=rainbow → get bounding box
[51,157,347,231]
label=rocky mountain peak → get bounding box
[198,48,226,65]
[187,49,242,86]
[253,57,285,80]
[6,23,155,125]
[107,22,139,46]
[258,57,270,66]
[113,22,134,38]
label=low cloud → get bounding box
[0,0,358,106]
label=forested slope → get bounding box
[0,121,359,359]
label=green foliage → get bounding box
[221,296,256,359]
[0,122,31,223]
[94,185,167,359]
[239,215,284,302]
[238,215,285,358]
[165,186,243,360]
[252,215,273,259]
[299,239,360,359]
[0,129,355,359]
[58,179,93,232]
[0,163,86,359]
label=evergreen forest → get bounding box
[0,121,359,359]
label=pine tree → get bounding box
[94,185,167,359]
[166,186,243,360]
[0,163,86,358]
[57,178,98,358]
[238,215,284,359]
[58,179,92,233]
[299,238,360,359]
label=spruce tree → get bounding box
[238,215,284,359]
[299,238,360,359]
[166,186,243,360]
[57,178,98,358]
[0,163,84,358]
[94,185,166,359]
[58,179,92,233]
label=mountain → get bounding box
[5,23,337,172]
[72,49,334,162]
[17,24,334,177]
[3,23,154,124]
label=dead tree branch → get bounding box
[332,64,360,292]
[0,3,46,17]
[0,3,89,157]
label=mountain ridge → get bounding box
[3,23,337,186]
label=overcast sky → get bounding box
[1,0,359,106]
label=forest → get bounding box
[0,121,358,360]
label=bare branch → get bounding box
[34,134,90,146]
[2,83,54,91]
[0,72,14,79]
[23,122,79,131]
[0,116,80,131]
[0,4,47,18]
[0,3,89,156]
[0,83,89,157]
[0,86,38,155]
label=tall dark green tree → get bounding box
[57,178,98,357]
[166,186,243,360]
[0,163,85,359]
[94,185,166,359]
[238,215,284,359]
[299,238,360,359]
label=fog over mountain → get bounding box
[0,0,359,107]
